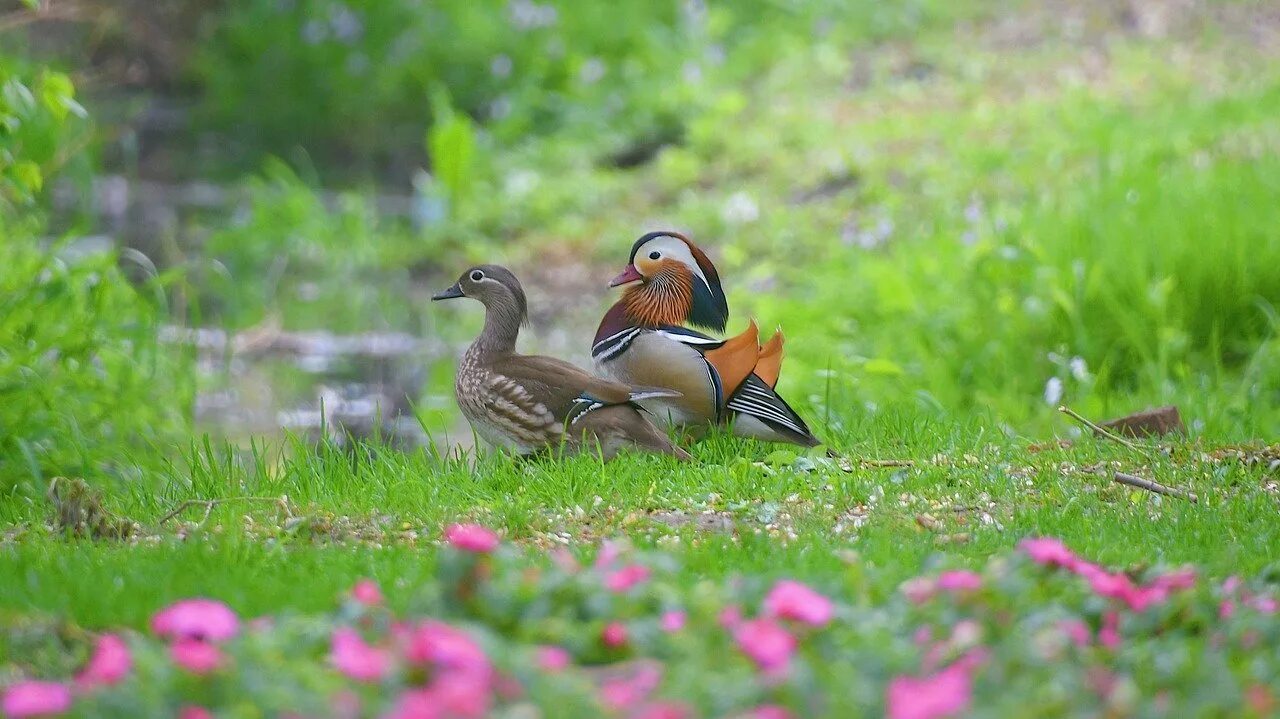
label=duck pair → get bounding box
[433,231,821,461]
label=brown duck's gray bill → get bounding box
[432,283,465,301]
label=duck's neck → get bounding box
[473,299,523,355]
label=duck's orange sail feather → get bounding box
[755,329,785,388]
[703,319,760,399]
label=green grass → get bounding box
[3,5,1280,710]
[3,421,1277,629]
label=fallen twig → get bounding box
[834,456,916,472]
[1112,472,1198,503]
[1058,406,1149,453]
[157,497,294,529]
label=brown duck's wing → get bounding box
[498,354,681,424]
[702,319,760,398]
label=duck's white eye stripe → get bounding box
[470,270,484,281]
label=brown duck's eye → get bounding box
[648,251,661,260]
[470,270,484,282]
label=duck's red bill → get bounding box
[608,264,643,288]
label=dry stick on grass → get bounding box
[1057,405,1150,453]
[1112,472,1198,503]
[157,497,295,529]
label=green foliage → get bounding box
[189,0,974,171]
[199,162,431,331]
[0,60,88,213]
[0,238,187,494]
[426,89,478,211]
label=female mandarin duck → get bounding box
[434,264,689,461]
[592,231,822,447]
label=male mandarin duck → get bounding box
[592,231,822,447]
[433,264,690,461]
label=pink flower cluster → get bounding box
[887,649,991,719]
[152,598,240,675]
[1020,538,1198,612]
[725,579,836,676]
[2,598,240,718]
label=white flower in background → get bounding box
[1043,377,1064,406]
[301,19,327,44]
[1069,356,1090,381]
[579,58,605,84]
[491,55,513,79]
[722,192,759,224]
[504,169,540,199]
[508,0,557,30]
[330,6,363,42]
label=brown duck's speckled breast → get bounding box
[456,346,563,454]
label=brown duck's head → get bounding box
[609,231,729,332]
[432,264,528,323]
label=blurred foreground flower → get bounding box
[763,580,833,627]
[75,634,131,689]
[2,681,72,718]
[444,524,500,553]
[331,628,391,682]
[151,599,239,642]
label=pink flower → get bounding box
[936,571,982,594]
[1219,599,1236,620]
[749,706,794,719]
[602,622,629,648]
[171,639,225,674]
[75,634,131,688]
[406,622,490,677]
[428,671,491,718]
[718,605,743,629]
[331,627,391,682]
[1251,596,1279,615]
[1059,619,1091,647]
[1151,567,1197,592]
[444,523,500,553]
[594,540,624,569]
[535,646,571,672]
[599,663,662,711]
[1020,537,1077,568]
[1223,576,1242,594]
[1098,611,1120,649]
[385,688,445,719]
[151,599,239,642]
[660,610,687,633]
[900,577,937,605]
[734,618,796,673]
[351,579,383,606]
[604,564,652,593]
[886,663,973,719]
[632,701,693,719]
[178,707,213,719]
[1086,570,1137,603]
[763,580,834,627]
[2,681,72,718]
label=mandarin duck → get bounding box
[591,232,822,448]
[433,264,690,461]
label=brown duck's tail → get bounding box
[579,405,691,461]
[627,413,692,461]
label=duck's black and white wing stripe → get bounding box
[725,374,814,442]
[591,326,645,362]
[654,325,726,349]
